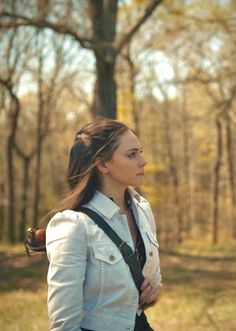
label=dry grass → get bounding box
[147,243,236,331]
[0,245,49,331]
[0,243,236,331]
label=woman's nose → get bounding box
[139,154,147,167]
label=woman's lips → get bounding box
[137,172,145,176]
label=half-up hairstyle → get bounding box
[41,118,130,225]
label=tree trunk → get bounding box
[162,101,183,243]
[93,53,116,118]
[32,49,44,228]
[0,182,5,240]
[14,143,34,242]
[225,114,236,239]
[6,137,16,242]
[181,85,194,234]
[126,49,140,136]
[33,100,44,228]
[19,155,31,242]
[212,118,223,245]
[89,0,118,118]
[1,80,21,243]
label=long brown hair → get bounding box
[41,118,130,226]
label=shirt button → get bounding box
[109,255,115,261]
[149,251,153,257]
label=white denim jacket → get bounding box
[46,189,161,331]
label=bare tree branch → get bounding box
[115,0,162,55]
[162,69,236,87]
[0,11,93,48]
[0,77,19,117]
[167,8,233,27]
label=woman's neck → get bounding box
[99,184,127,211]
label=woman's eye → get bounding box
[128,150,143,158]
[128,153,136,158]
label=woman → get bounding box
[46,118,162,331]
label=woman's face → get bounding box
[99,129,147,188]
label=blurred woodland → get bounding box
[0,0,236,247]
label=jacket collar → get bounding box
[86,188,141,220]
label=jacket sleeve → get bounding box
[141,198,162,287]
[46,210,87,331]
[148,205,162,287]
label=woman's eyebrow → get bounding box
[125,147,142,152]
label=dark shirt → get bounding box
[125,190,146,270]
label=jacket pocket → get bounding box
[93,245,123,265]
[145,230,159,247]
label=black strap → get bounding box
[78,206,144,293]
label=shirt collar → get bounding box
[127,187,141,203]
[86,188,141,220]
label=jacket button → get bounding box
[109,255,115,261]
[149,251,153,257]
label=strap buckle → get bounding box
[118,240,126,251]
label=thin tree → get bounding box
[0,78,20,243]
[158,84,184,243]
[14,145,34,241]
[212,115,223,245]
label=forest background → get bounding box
[0,1,236,330]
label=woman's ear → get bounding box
[95,158,109,174]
